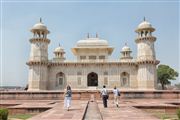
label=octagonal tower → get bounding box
[27,18,50,91]
[135,18,159,89]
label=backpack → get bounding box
[65,90,72,97]
[118,90,121,96]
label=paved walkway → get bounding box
[97,100,159,120]
[27,100,160,120]
[28,101,88,120]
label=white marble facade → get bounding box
[27,18,159,91]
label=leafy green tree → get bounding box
[175,83,180,90]
[157,64,178,90]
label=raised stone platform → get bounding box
[1,99,180,120]
[0,90,180,100]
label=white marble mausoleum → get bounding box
[27,18,160,91]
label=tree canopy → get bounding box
[157,64,178,90]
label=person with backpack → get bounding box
[101,85,109,108]
[113,86,120,107]
[64,85,72,111]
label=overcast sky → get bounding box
[0,0,179,86]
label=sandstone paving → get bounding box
[97,100,160,120]
[27,100,88,120]
[116,99,180,107]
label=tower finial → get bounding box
[59,43,61,47]
[143,16,146,21]
[96,32,98,38]
[40,17,42,23]
[87,33,90,38]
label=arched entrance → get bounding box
[87,72,98,86]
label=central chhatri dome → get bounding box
[76,33,108,47]
[72,33,114,56]
[54,46,65,53]
[122,43,131,52]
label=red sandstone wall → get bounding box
[0,90,179,100]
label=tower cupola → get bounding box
[135,17,155,38]
[31,18,50,38]
[53,44,66,62]
[120,43,132,59]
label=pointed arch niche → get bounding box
[120,72,130,87]
[56,72,66,88]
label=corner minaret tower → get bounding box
[135,18,159,89]
[27,18,50,91]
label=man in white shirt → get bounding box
[101,85,108,108]
[113,86,120,107]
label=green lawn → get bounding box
[156,113,178,120]
[9,113,36,120]
[143,109,178,120]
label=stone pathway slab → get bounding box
[98,100,160,120]
[27,100,88,120]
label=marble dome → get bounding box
[54,46,65,53]
[138,21,152,29]
[76,38,109,47]
[136,19,155,32]
[32,22,47,30]
[122,45,131,52]
[31,19,49,33]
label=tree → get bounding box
[175,83,180,90]
[157,64,178,90]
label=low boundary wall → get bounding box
[0,90,180,100]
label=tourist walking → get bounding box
[64,85,72,111]
[101,85,109,108]
[113,86,120,107]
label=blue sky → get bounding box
[0,0,179,86]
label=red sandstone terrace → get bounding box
[1,99,180,120]
[0,90,180,120]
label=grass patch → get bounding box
[9,113,36,120]
[142,109,178,120]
